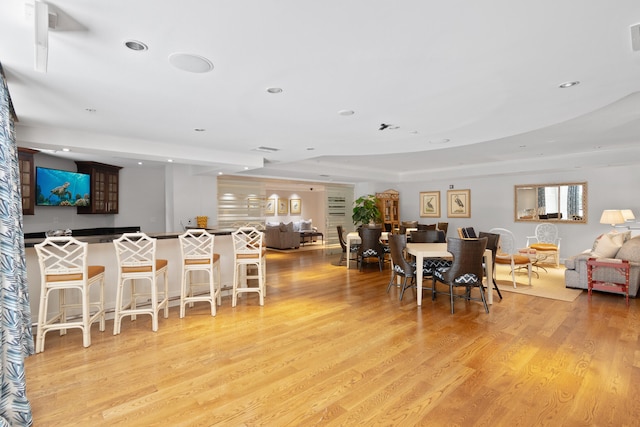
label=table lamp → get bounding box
[621,209,635,222]
[600,209,625,227]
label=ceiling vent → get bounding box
[253,146,280,153]
[632,23,640,51]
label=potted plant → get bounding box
[352,194,381,226]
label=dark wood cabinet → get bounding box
[75,161,122,214]
[18,148,37,215]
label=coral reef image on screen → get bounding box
[36,167,91,207]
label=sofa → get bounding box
[564,232,640,297]
[265,222,300,249]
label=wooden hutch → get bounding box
[376,189,400,231]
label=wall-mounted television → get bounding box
[36,167,91,207]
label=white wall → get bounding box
[116,166,165,232]
[264,187,326,233]
[165,164,218,231]
[373,164,640,260]
[23,153,166,234]
[25,153,640,261]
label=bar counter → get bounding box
[24,228,238,324]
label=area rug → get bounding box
[494,264,583,302]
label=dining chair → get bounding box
[357,226,385,271]
[231,226,267,306]
[462,227,477,238]
[489,227,532,288]
[113,232,169,334]
[387,233,418,300]
[432,237,489,314]
[410,230,451,271]
[179,229,221,317]
[337,225,359,266]
[526,223,561,267]
[34,236,106,352]
[417,223,437,231]
[478,231,503,300]
[437,222,449,236]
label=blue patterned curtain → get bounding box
[0,63,34,426]
[537,187,545,213]
[567,185,580,217]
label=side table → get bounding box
[587,257,630,306]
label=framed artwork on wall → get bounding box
[278,198,288,215]
[265,198,276,215]
[419,191,440,217]
[447,189,471,218]
[290,198,301,215]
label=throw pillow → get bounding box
[292,221,301,232]
[300,219,312,231]
[279,222,288,232]
[592,232,625,258]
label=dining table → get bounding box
[346,231,389,269]
[406,242,494,307]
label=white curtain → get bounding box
[0,63,34,426]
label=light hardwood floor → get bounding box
[26,248,640,426]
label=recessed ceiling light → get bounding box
[559,81,580,88]
[243,166,249,170]
[306,147,315,151]
[124,40,148,51]
[168,53,214,73]
[266,87,283,94]
[168,159,173,162]
[218,172,223,175]
[62,148,70,152]
[194,128,206,132]
[138,162,143,165]
[338,109,355,116]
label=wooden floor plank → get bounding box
[25,248,640,425]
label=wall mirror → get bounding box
[514,182,587,223]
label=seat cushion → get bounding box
[433,268,479,284]
[361,248,380,257]
[46,265,106,282]
[530,243,558,252]
[496,254,530,265]
[423,258,452,269]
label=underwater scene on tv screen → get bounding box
[36,167,91,207]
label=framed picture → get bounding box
[419,191,440,217]
[265,198,276,215]
[447,189,471,218]
[290,198,301,215]
[278,198,288,215]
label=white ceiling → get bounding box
[2,0,640,184]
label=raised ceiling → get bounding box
[2,1,640,183]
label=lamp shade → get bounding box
[600,209,625,226]
[621,209,635,221]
